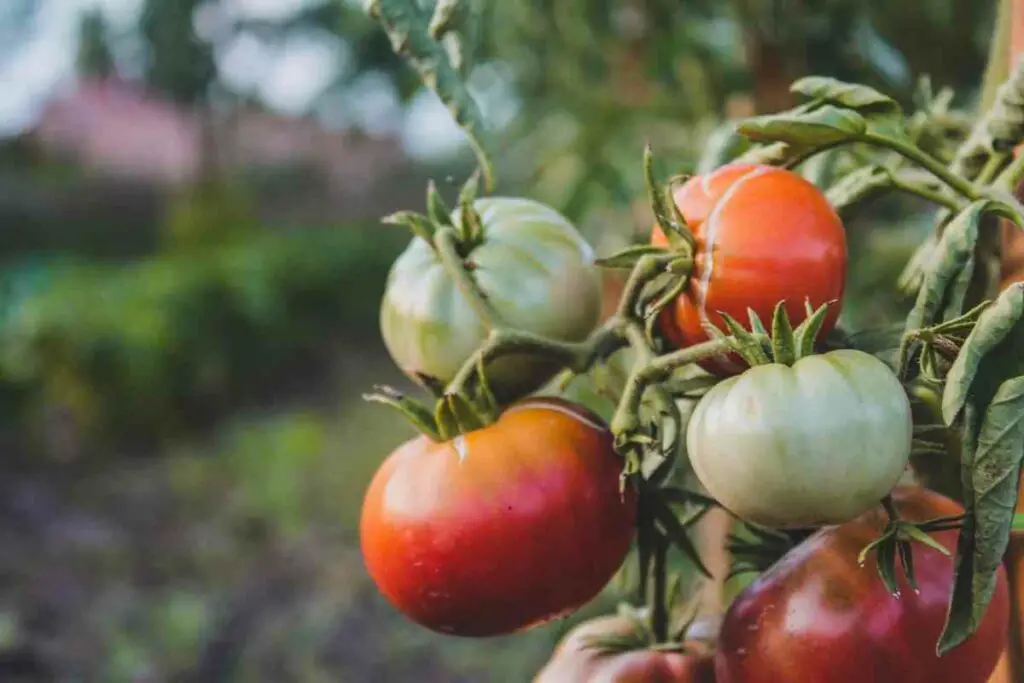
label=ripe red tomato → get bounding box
[360,397,636,637]
[533,614,717,683]
[652,163,847,374]
[715,486,1009,683]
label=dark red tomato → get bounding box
[651,163,847,375]
[360,397,636,637]
[715,486,1009,683]
[533,614,718,683]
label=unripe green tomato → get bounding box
[686,349,913,528]
[381,198,602,402]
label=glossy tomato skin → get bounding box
[534,615,717,683]
[715,486,1010,683]
[381,198,602,403]
[686,349,913,528]
[360,397,636,637]
[652,163,847,375]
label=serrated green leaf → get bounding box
[790,76,899,112]
[954,377,1024,643]
[939,513,978,655]
[738,105,866,146]
[906,201,988,334]
[942,284,1024,425]
[596,244,669,269]
[770,301,796,365]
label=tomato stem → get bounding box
[610,336,750,440]
[887,173,965,214]
[434,227,506,330]
[861,131,979,201]
[444,322,628,399]
[652,531,670,643]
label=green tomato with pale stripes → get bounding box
[380,197,603,404]
[686,349,913,528]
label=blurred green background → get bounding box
[0,0,1001,680]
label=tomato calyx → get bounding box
[727,522,819,579]
[363,358,500,442]
[383,172,487,256]
[857,495,962,596]
[714,299,834,368]
[596,146,697,345]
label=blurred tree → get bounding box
[140,0,217,105]
[76,10,115,80]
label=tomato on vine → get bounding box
[381,193,603,403]
[360,397,635,637]
[715,487,1009,683]
[652,163,847,375]
[687,347,912,528]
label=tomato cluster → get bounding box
[360,158,1006,683]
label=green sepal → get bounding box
[644,144,693,247]
[770,301,797,365]
[793,300,833,360]
[596,244,670,269]
[363,385,442,442]
[382,210,437,246]
[652,496,711,578]
[426,179,453,227]
[719,312,770,366]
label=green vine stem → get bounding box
[366,0,495,190]
[861,131,979,201]
[433,227,505,330]
[652,531,670,643]
[444,322,627,397]
[610,336,754,439]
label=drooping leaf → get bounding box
[939,378,1024,654]
[905,200,988,334]
[738,105,866,146]
[790,76,899,112]
[942,284,1024,425]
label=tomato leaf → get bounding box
[426,179,453,227]
[770,301,796,365]
[905,201,988,336]
[653,497,711,578]
[738,105,866,146]
[942,376,1024,654]
[825,166,891,214]
[596,244,669,269]
[942,284,1024,425]
[696,121,752,173]
[790,76,899,112]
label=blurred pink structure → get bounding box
[31,78,407,198]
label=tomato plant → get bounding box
[360,397,635,637]
[651,164,847,375]
[533,614,717,683]
[380,196,602,403]
[715,487,1010,683]
[687,348,913,528]
[366,5,1024,679]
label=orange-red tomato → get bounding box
[533,614,717,683]
[652,163,847,374]
[715,486,1009,683]
[360,397,636,637]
